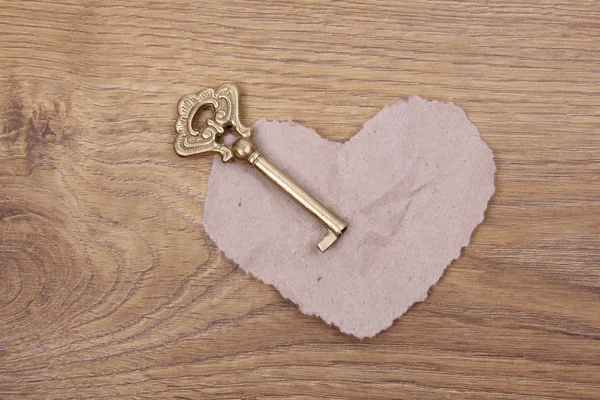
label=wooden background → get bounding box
[1,0,599,398]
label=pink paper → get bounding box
[203,96,495,338]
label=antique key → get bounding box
[174,83,348,252]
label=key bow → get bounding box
[174,83,251,162]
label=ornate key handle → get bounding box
[174,83,348,252]
[174,83,251,162]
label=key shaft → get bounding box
[232,138,347,252]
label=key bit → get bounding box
[174,83,348,252]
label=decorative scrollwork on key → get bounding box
[174,83,252,162]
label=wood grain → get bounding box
[1,0,599,398]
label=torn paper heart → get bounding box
[203,96,495,338]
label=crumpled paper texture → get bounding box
[203,96,495,338]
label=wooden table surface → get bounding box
[1,1,599,399]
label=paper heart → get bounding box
[203,96,495,338]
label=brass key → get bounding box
[174,83,348,252]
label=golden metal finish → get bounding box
[174,84,348,252]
